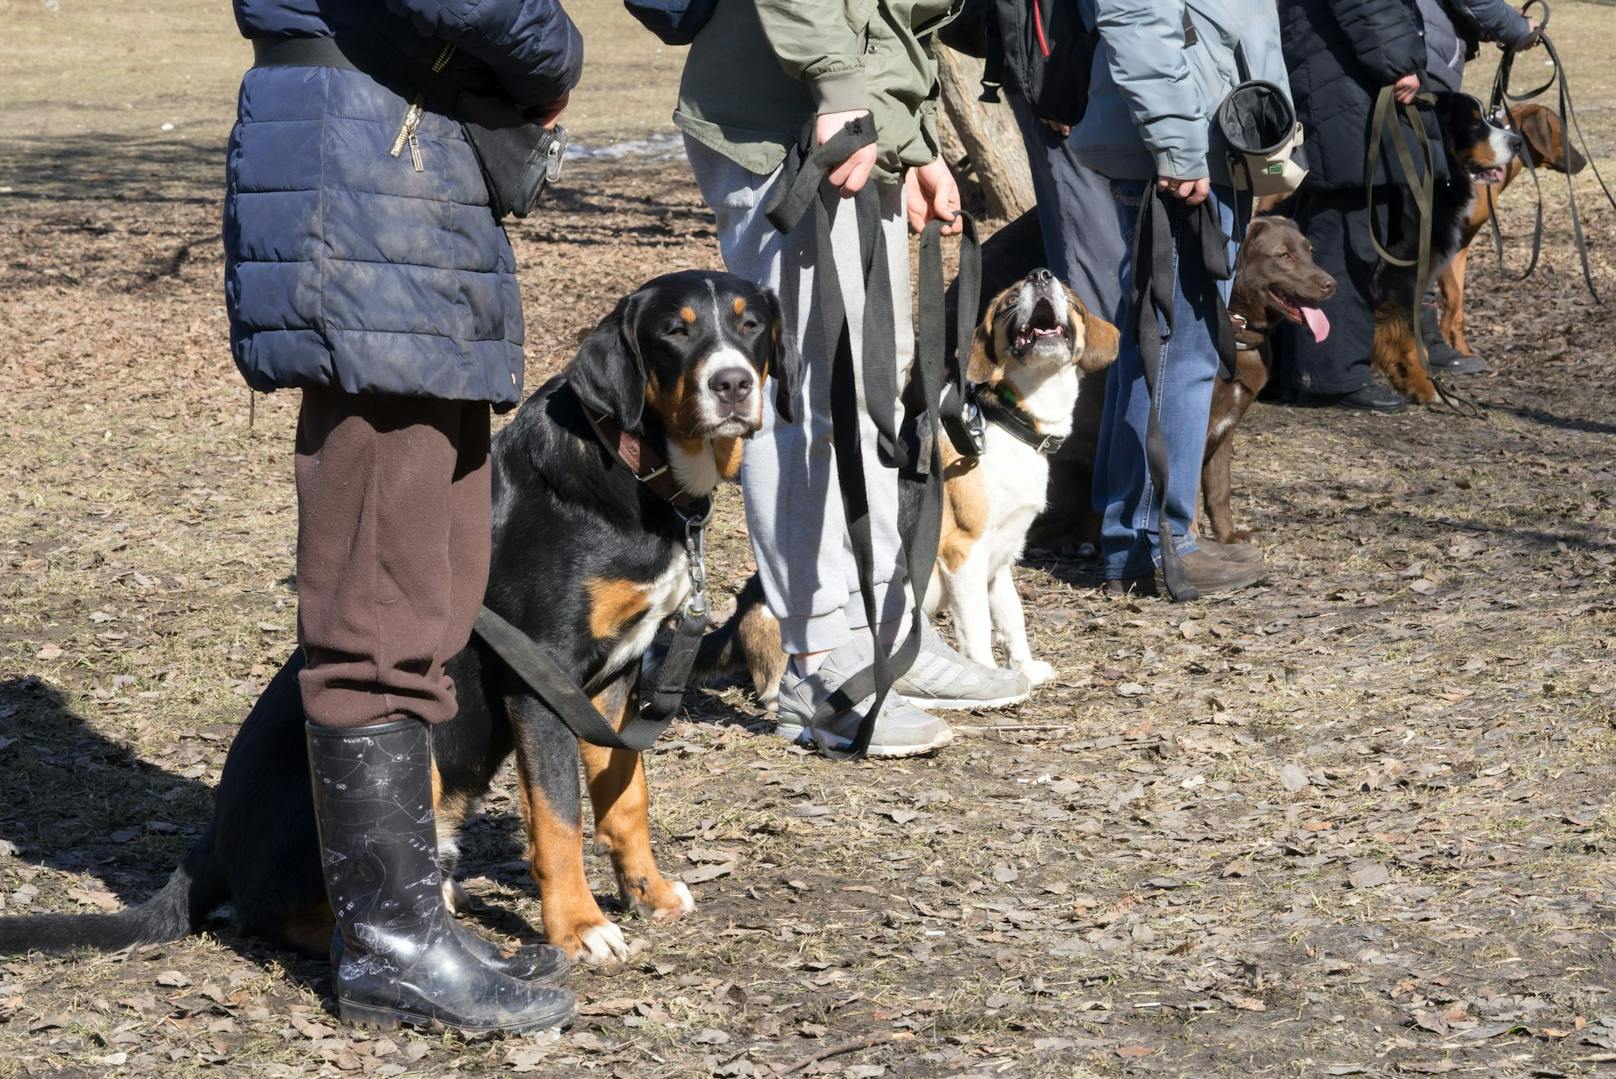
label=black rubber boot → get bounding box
[306,718,576,1035]
[1420,305,1487,375]
[331,919,569,985]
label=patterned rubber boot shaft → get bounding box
[305,718,575,1033]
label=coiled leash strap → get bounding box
[1365,86,1476,416]
[765,119,973,758]
[1485,0,1616,301]
[1129,188,1238,603]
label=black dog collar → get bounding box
[970,383,1066,456]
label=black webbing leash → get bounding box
[1129,187,1238,603]
[1486,0,1616,302]
[473,498,713,753]
[764,119,973,757]
[1365,86,1476,416]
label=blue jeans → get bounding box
[1094,180,1239,580]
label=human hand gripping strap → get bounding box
[763,119,969,758]
[1129,189,1237,603]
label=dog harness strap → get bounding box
[644,503,714,723]
[473,606,672,752]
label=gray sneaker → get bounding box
[892,622,1031,711]
[775,637,954,758]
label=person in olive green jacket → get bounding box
[677,0,1033,760]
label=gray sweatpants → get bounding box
[685,136,911,655]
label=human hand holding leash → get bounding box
[817,109,878,196]
[1157,175,1210,205]
[1392,72,1421,105]
[905,158,963,235]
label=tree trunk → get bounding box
[934,46,1035,221]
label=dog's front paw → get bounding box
[555,919,630,966]
[441,876,473,916]
[621,873,697,921]
[1019,658,1056,686]
[1220,529,1257,544]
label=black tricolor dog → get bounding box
[1371,91,1520,403]
[0,270,799,965]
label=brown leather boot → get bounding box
[1194,537,1265,565]
[1104,548,1267,598]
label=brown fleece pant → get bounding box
[294,387,491,729]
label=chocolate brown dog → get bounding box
[1204,216,1335,543]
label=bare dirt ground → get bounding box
[4,3,1616,1077]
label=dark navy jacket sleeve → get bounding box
[1448,0,1532,46]
[383,0,584,106]
[1328,0,1426,84]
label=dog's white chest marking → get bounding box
[975,363,1080,575]
[588,550,689,693]
[976,424,1054,573]
[667,440,720,496]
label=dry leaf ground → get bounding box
[3,2,1616,1077]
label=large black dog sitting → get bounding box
[0,271,797,967]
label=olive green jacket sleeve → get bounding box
[676,0,957,181]
[755,0,872,116]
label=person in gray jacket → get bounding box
[1074,0,1290,595]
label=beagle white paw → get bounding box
[1019,658,1056,686]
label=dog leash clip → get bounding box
[680,500,713,619]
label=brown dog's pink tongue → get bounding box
[1301,305,1331,343]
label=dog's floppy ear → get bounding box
[966,315,1000,383]
[1079,309,1121,373]
[1516,105,1587,175]
[762,287,803,424]
[567,289,649,431]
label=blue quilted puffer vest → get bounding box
[224,0,582,410]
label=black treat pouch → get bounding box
[456,93,567,220]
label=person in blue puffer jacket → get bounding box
[1073,0,1290,597]
[223,0,582,1036]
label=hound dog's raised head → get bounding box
[969,268,1120,388]
[1235,216,1337,342]
[1503,102,1587,175]
[566,270,801,491]
[1435,92,1522,188]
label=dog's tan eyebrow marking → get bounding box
[732,296,747,316]
[680,306,697,324]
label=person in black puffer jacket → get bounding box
[224,0,583,1036]
[1274,0,1448,412]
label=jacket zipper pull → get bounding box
[390,96,424,159]
[389,45,454,168]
